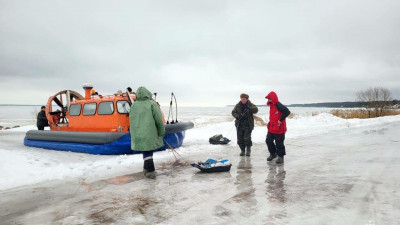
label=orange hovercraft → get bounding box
[24,84,194,155]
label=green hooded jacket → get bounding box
[129,87,166,151]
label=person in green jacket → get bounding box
[232,93,259,156]
[129,87,166,179]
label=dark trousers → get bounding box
[237,127,252,148]
[37,126,44,130]
[266,132,286,157]
[143,151,155,172]
[142,151,153,160]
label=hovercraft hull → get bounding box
[24,122,193,155]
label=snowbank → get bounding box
[0,145,180,190]
[287,113,400,138]
[186,113,400,144]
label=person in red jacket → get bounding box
[265,91,291,164]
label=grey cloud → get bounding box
[0,0,399,106]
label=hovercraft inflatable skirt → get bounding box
[24,132,184,155]
[24,122,193,155]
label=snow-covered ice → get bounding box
[1,106,400,224]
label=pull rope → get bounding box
[163,138,189,165]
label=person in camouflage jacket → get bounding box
[232,93,259,156]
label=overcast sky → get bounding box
[1,0,399,106]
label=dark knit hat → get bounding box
[240,93,249,99]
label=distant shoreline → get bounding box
[227,102,362,108]
[286,101,361,108]
[2,100,399,108]
[228,100,399,108]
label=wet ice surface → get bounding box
[1,122,400,225]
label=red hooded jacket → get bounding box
[266,91,291,134]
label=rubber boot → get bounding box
[267,153,277,161]
[240,146,245,156]
[246,146,251,156]
[143,159,156,179]
[276,156,284,165]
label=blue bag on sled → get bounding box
[191,158,232,173]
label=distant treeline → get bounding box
[287,100,400,108]
[288,102,361,108]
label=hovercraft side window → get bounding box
[69,104,82,116]
[117,101,130,114]
[98,101,114,115]
[83,103,97,116]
